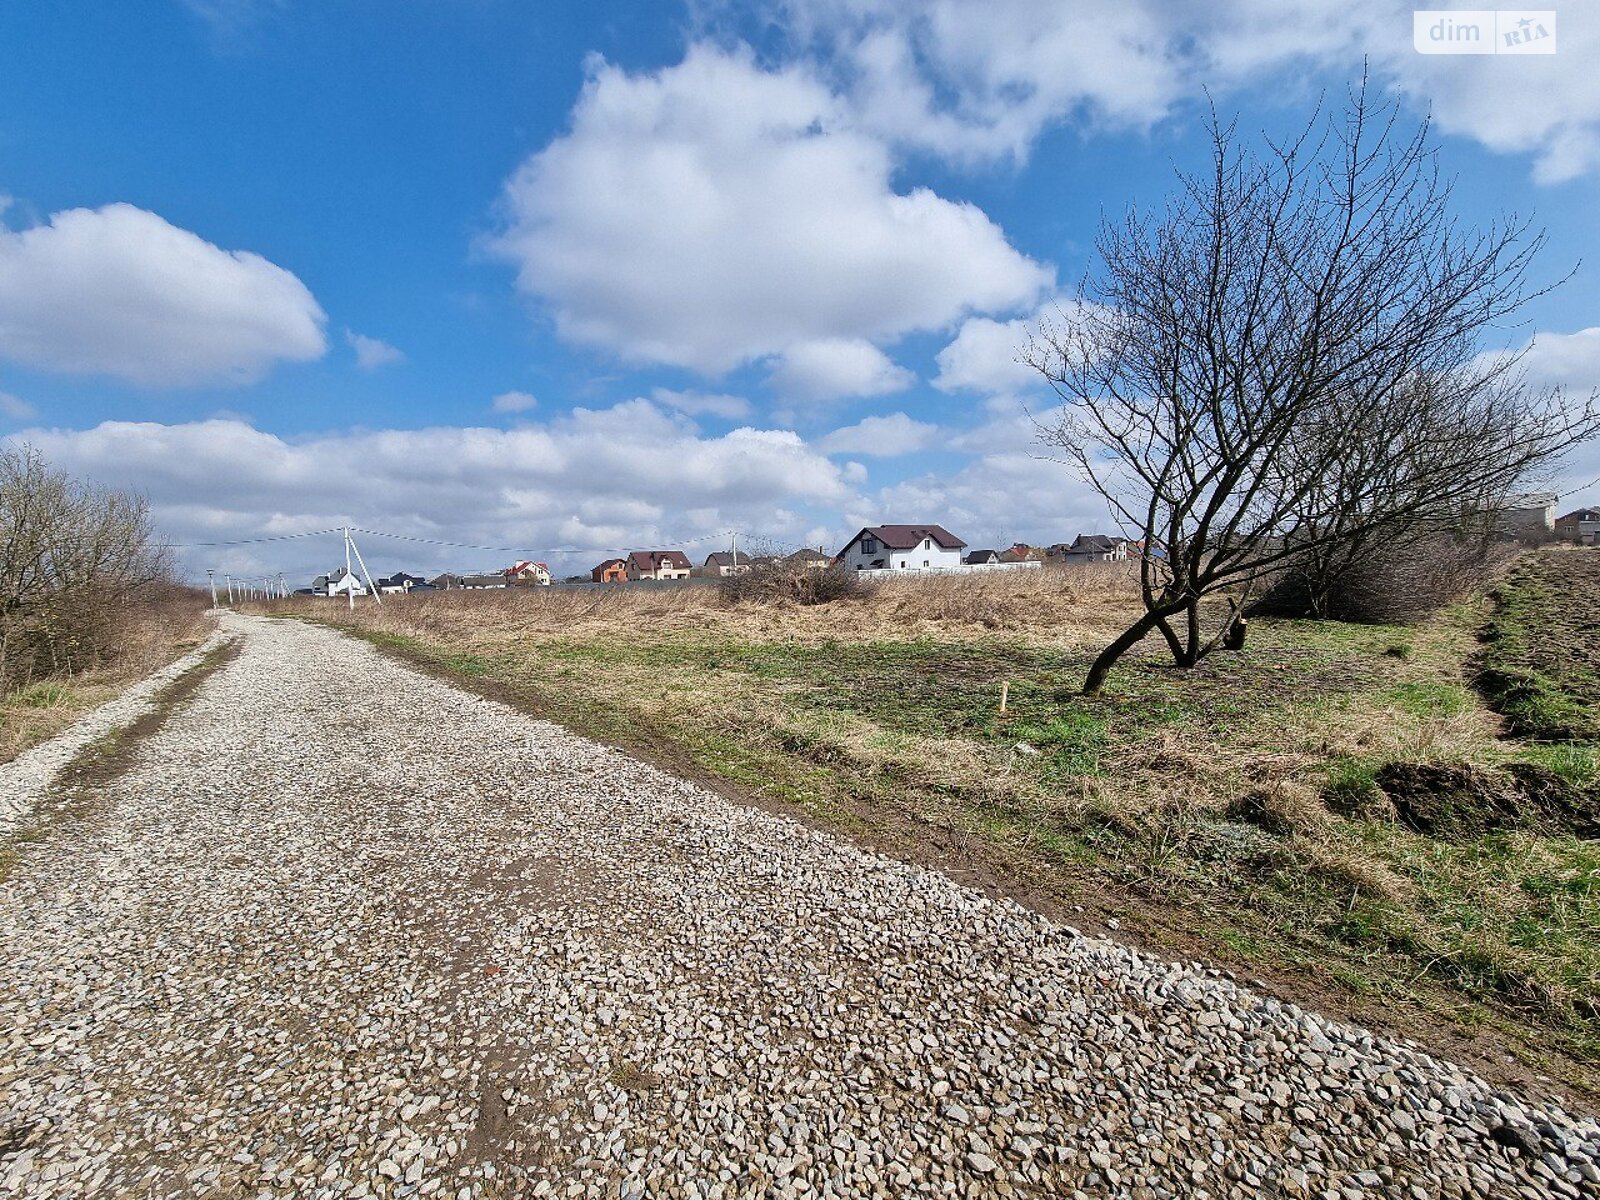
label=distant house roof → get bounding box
[965,549,1001,563]
[592,558,626,573]
[458,573,507,588]
[506,560,550,577]
[375,572,426,589]
[782,548,832,565]
[1558,508,1600,523]
[629,549,692,572]
[704,550,752,568]
[430,573,463,587]
[1069,534,1130,554]
[852,524,967,551]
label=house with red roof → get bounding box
[505,560,552,586]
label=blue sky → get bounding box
[3,1,1598,582]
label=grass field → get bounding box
[262,550,1600,1102]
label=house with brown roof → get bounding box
[1557,508,1600,544]
[590,558,628,583]
[702,550,752,577]
[625,550,692,581]
[836,525,966,572]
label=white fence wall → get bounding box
[855,561,1043,580]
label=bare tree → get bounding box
[1027,79,1598,695]
[0,445,172,689]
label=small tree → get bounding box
[1027,80,1598,695]
[0,446,171,689]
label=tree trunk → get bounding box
[1081,603,1189,695]
[1181,598,1203,666]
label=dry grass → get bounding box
[264,562,1142,647]
[0,588,214,763]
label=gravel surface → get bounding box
[3,612,1598,1199]
[0,628,232,841]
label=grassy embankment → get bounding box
[0,590,215,763]
[264,551,1600,1101]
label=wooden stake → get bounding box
[999,680,1010,713]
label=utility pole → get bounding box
[225,575,235,606]
[346,528,383,606]
[344,526,355,611]
[206,570,218,610]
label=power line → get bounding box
[178,527,344,547]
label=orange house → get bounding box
[591,558,628,583]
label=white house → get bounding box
[312,568,367,597]
[836,525,967,572]
[1062,534,1134,563]
[1497,493,1557,536]
[506,560,552,586]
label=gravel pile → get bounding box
[2,612,1597,1199]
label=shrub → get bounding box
[1252,527,1507,624]
[718,562,868,607]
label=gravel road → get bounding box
[3,612,1598,1199]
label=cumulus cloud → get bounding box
[21,402,865,581]
[935,314,1044,395]
[651,388,752,420]
[0,392,36,421]
[488,45,1051,375]
[768,338,915,402]
[1518,328,1600,395]
[819,412,942,456]
[346,331,404,370]
[491,390,540,413]
[0,203,326,387]
[759,0,1600,182]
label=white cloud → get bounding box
[491,390,540,413]
[0,203,326,387]
[934,314,1042,395]
[1518,327,1600,395]
[346,330,404,370]
[488,45,1051,375]
[768,338,915,402]
[0,392,36,421]
[22,402,865,581]
[651,388,752,419]
[759,0,1600,182]
[819,412,942,456]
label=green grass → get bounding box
[1516,743,1600,788]
[1479,566,1600,741]
[1380,680,1471,718]
[9,681,74,708]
